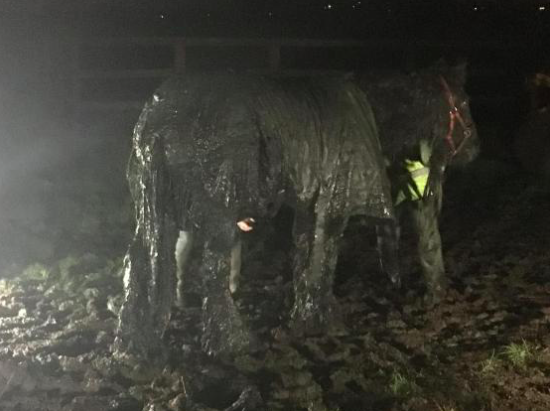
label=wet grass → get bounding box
[480,350,500,374]
[389,369,420,397]
[502,340,537,369]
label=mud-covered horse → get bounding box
[359,61,479,302]
[114,74,395,360]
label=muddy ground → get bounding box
[1,158,550,411]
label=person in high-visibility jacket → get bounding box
[383,139,446,303]
[395,158,431,204]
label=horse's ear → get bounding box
[448,59,468,86]
[433,57,468,86]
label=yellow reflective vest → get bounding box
[395,159,430,205]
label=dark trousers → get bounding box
[406,192,446,291]
[377,182,445,293]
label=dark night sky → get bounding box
[0,0,548,40]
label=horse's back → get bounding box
[132,73,393,220]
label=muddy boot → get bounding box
[420,247,447,307]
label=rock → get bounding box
[387,318,407,329]
[107,295,123,316]
[60,395,141,411]
[83,375,103,393]
[83,288,100,300]
[95,330,112,346]
[295,371,312,387]
[59,355,88,373]
[168,393,187,410]
[58,300,76,312]
[234,354,263,373]
[398,328,425,349]
[62,396,111,411]
[109,397,143,411]
[0,305,19,317]
[281,371,313,388]
[142,401,170,411]
[48,332,96,356]
[272,387,290,400]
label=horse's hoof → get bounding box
[112,334,169,366]
[201,319,258,357]
[111,340,167,382]
[290,300,346,337]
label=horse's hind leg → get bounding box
[290,199,347,335]
[229,239,242,294]
[200,219,254,355]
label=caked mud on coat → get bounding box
[114,74,395,360]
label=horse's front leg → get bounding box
[290,199,348,335]
[175,229,194,307]
[229,239,243,294]
[114,142,178,364]
[376,219,401,287]
[200,219,254,356]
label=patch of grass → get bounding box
[480,350,500,374]
[21,263,51,280]
[503,340,536,369]
[0,280,14,294]
[389,370,419,397]
[436,404,458,411]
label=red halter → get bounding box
[439,76,472,157]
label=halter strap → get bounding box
[439,76,472,157]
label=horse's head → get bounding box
[431,60,480,168]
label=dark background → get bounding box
[2,0,549,40]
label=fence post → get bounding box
[175,38,186,73]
